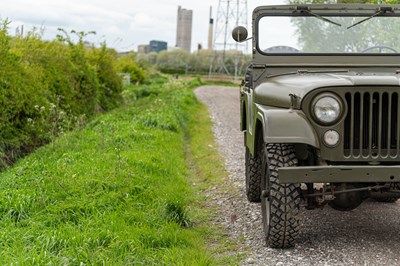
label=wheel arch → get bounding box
[251,106,320,153]
[254,119,264,157]
[241,101,247,132]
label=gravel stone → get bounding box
[195,85,400,266]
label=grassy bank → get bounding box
[0,77,233,264]
[186,100,243,265]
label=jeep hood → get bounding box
[254,72,400,108]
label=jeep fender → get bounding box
[251,105,320,153]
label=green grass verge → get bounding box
[0,77,241,265]
[186,100,243,265]
[0,77,212,264]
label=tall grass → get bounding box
[0,77,213,264]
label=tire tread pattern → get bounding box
[246,147,262,202]
[266,144,301,248]
[373,197,399,203]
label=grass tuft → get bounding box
[164,200,192,227]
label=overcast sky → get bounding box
[1,0,286,52]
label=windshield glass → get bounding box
[258,15,400,54]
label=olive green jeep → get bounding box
[233,4,400,248]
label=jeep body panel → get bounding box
[245,105,319,156]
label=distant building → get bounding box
[208,6,214,50]
[167,46,180,51]
[138,44,149,54]
[149,40,167,53]
[176,6,193,52]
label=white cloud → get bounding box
[132,13,155,29]
[1,0,287,52]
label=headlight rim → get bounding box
[311,93,344,126]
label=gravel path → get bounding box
[195,85,400,266]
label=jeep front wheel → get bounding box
[245,147,262,202]
[261,144,301,248]
[374,197,399,203]
[370,191,400,203]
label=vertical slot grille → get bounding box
[344,91,399,158]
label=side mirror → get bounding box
[232,26,248,43]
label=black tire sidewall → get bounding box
[245,146,262,203]
[261,144,301,248]
[261,145,271,238]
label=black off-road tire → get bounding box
[261,144,301,249]
[245,147,262,202]
[373,197,399,203]
[370,191,400,203]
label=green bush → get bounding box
[58,30,100,116]
[0,22,48,165]
[88,43,123,111]
[116,53,146,84]
[0,23,147,168]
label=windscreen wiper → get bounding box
[297,6,342,27]
[347,7,393,29]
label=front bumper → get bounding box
[279,165,400,184]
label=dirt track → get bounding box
[195,85,400,266]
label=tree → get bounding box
[288,0,400,52]
[156,49,192,73]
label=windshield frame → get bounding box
[255,5,400,56]
[252,4,400,67]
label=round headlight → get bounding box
[313,96,341,124]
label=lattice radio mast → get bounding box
[209,0,248,79]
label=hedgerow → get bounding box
[0,21,144,168]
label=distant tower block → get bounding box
[176,6,193,52]
[208,6,214,50]
[210,0,248,76]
